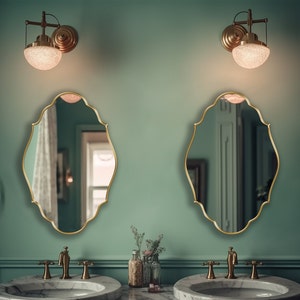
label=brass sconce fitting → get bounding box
[221,9,269,69]
[24,11,78,70]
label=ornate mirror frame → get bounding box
[22,92,118,234]
[185,91,280,234]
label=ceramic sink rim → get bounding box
[174,274,300,300]
[0,275,122,300]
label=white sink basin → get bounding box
[0,275,122,299]
[174,274,300,299]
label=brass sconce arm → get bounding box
[25,11,60,47]
[25,11,60,29]
[233,9,268,33]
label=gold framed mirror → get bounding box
[22,92,117,234]
[185,92,279,234]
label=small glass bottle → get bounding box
[128,250,143,287]
[142,255,151,287]
[151,254,161,286]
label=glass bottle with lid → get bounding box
[128,250,143,287]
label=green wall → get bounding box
[0,0,300,284]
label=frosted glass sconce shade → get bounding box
[232,33,270,69]
[24,11,78,71]
[221,9,269,69]
[232,44,270,69]
[24,35,62,70]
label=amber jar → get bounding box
[128,250,143,287]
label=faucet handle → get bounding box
[79,260,94,279]
[203,261,220,279]
[38,260,55,279]
[246,260,263,279]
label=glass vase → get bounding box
[151,255,161,286]
[143,255,151,287]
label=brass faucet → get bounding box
[38,260,55,279]
[225,246,238,279]
[58,246,71,279]
[246,260,262,279]
[203,261,220,279]
[79,260,94,279]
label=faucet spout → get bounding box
[225,246,238,279]
[58,246,71,279]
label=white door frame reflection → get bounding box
[81,131,115,225]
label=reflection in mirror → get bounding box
[185,92,279,234]
[22,92,117,234]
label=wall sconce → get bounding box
[65,168,73,187]
[221,9,269,69]
[24,11,78,70]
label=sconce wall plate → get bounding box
[221,24,248,52]
[52,25,78,53]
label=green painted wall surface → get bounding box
[0,0,300,284]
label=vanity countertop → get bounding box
[121,286,175,299]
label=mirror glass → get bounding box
[22,92,117,234]
[185,92,279,234]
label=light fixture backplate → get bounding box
[221,24,248,52]
[52,25,78,53]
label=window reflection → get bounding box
[81,132,116,222]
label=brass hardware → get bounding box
[38,260,55,279]
[246,260,263,279]
[79,260,94,279]
[222,24,248,52]
[221,9,268,52]
[58,246,71,279]
[51,25,78,53]
[225,247,238,279]
[203,261,220,279]
[25,12,78,52]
